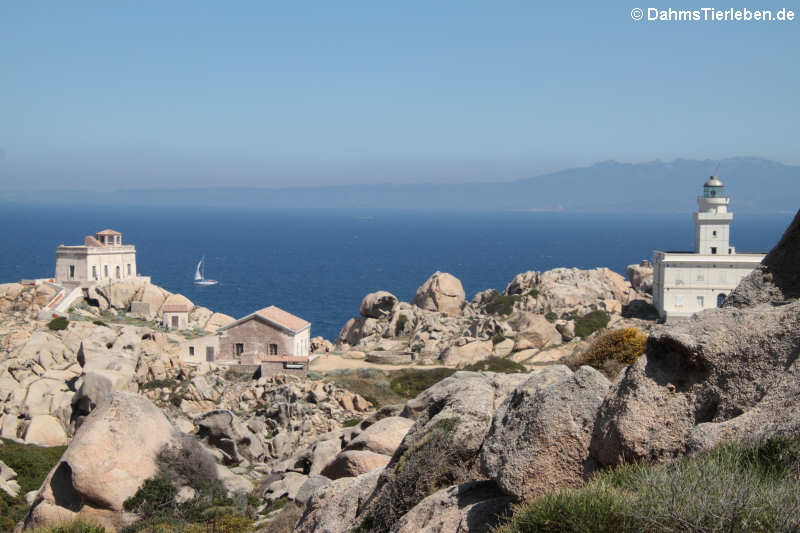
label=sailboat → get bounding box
[194,257,218,286]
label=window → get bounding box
[92,266,97,280]
[104,265,109,278]
[206,346,214,362]
[711,247,717,255]
[717,293,726,307]
[696,271,704,281]
[269,344,278,355]
[189,346,195,357]
[728,248,732,254]
[127,264,131,275]
[235,343,244,356]
[69,265,75,279]
[115,266,120,279]
[675,295,684,307]
[697,296,704,308]
[712,230,717,237]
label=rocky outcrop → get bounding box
[361,291,399,319]
[23,414,69,446]
[390,480,511,533]
[294,468,383,533]
[345,416,414,456]
[592,300,800,466]
[0,459,20,498]
[26,393,180,529]
[195,409,266,464]
[413,272,466,317]
[321,450,391,480]
[725,209,800,307]
[439,339,492,367]
[508,313,561,351]
[626,260,654,294]
[481,366,610,500]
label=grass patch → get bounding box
[493,436,800,533]
[262,501,304,533]
[573,310,610,339]
[0,438,67,530]
[389,368,457,398]
[463,357,526,373]
[27,519,108,533]
[395,314,408,336]
[46,316,69,330]
[544,311,558,323]
[343,417,362,428]
[491,333,507,345]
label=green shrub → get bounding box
[343,417,362,428]
[262,496,289,515]
[357,418,467,533]
[573,310,610,339]
[395,314,408,336]
[92,320,108,327]
[265,502,304,533]
[484,291,520,316]
[47,316,69,330]
[389,367,457,398]
[491,333,507,345]
[463,357,526,373]
[545,311,558,323]
[124,475,177,517]
[493,437,800,533]
[411,344,423,353]
[527,289,540,298]
[140,378,179,391]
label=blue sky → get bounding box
[1,1,798,190]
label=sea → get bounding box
[0,204,792,341]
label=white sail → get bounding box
[194,260,203,281]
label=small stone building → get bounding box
[55,229,140,288]
[162,304,191,330]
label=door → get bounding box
[206,346,214,362]
[171,316,179,328]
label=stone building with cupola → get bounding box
[652,176,765,322]
[55,229,143,288]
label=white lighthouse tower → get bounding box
[694,176,734,256]
[652,175,765,322]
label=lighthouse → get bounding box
[652,176,765,322]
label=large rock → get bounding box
[591,301,800,467]
[0,460,21,498]
[413,272,466,317]
[626,260,654,294]
[390,480,511,533]
[321,450,391,480]
[481,366,610,500]
[24,415,68,447]
[160,293,193,314]
[345,416,414,456]
[195,409,265,463]
[439,339,492,367]
[204,312,235,332]
[294,468,383,533]
[360,291,399,319]
[336,317,384,347]
[137,283,170,315]
[94,281,143,310]
[508,312,561,351]
[725,209,800,307]
[26,393,179,529]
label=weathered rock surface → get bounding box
[361,291,399,319]
[24,414,69,446]
[508,313,561,352]
[390,480,511,533]
[0,459,21,498]
[481,365,610,500]
[626,260,654,294]
[725,209,800,307]
[345,416,414,456]
[294,468,383,533]
[321,450,391,480]
[439,339,493,367]
[413,272,466,317]
[592,300,800,466]
[26,393,179,528]
[195,409,266,464]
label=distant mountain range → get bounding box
[1,157,797,213]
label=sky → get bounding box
[1,1,798,190]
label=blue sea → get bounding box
[0,204,791,340]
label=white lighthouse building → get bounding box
[652,176,765,322]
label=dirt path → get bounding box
[310,354,446,372]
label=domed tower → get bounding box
[694,176,734,255]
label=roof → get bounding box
[96,229,122,235]
[84,236,103,247]
[256,306,310,331]
[704,176,724,187]
[219,305,310,334]
[162,304,192,313]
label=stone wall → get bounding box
[218,318,295,362]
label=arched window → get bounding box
[717,293,726,307]
[115,266,121,279]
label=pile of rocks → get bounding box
[335,266,654,367]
